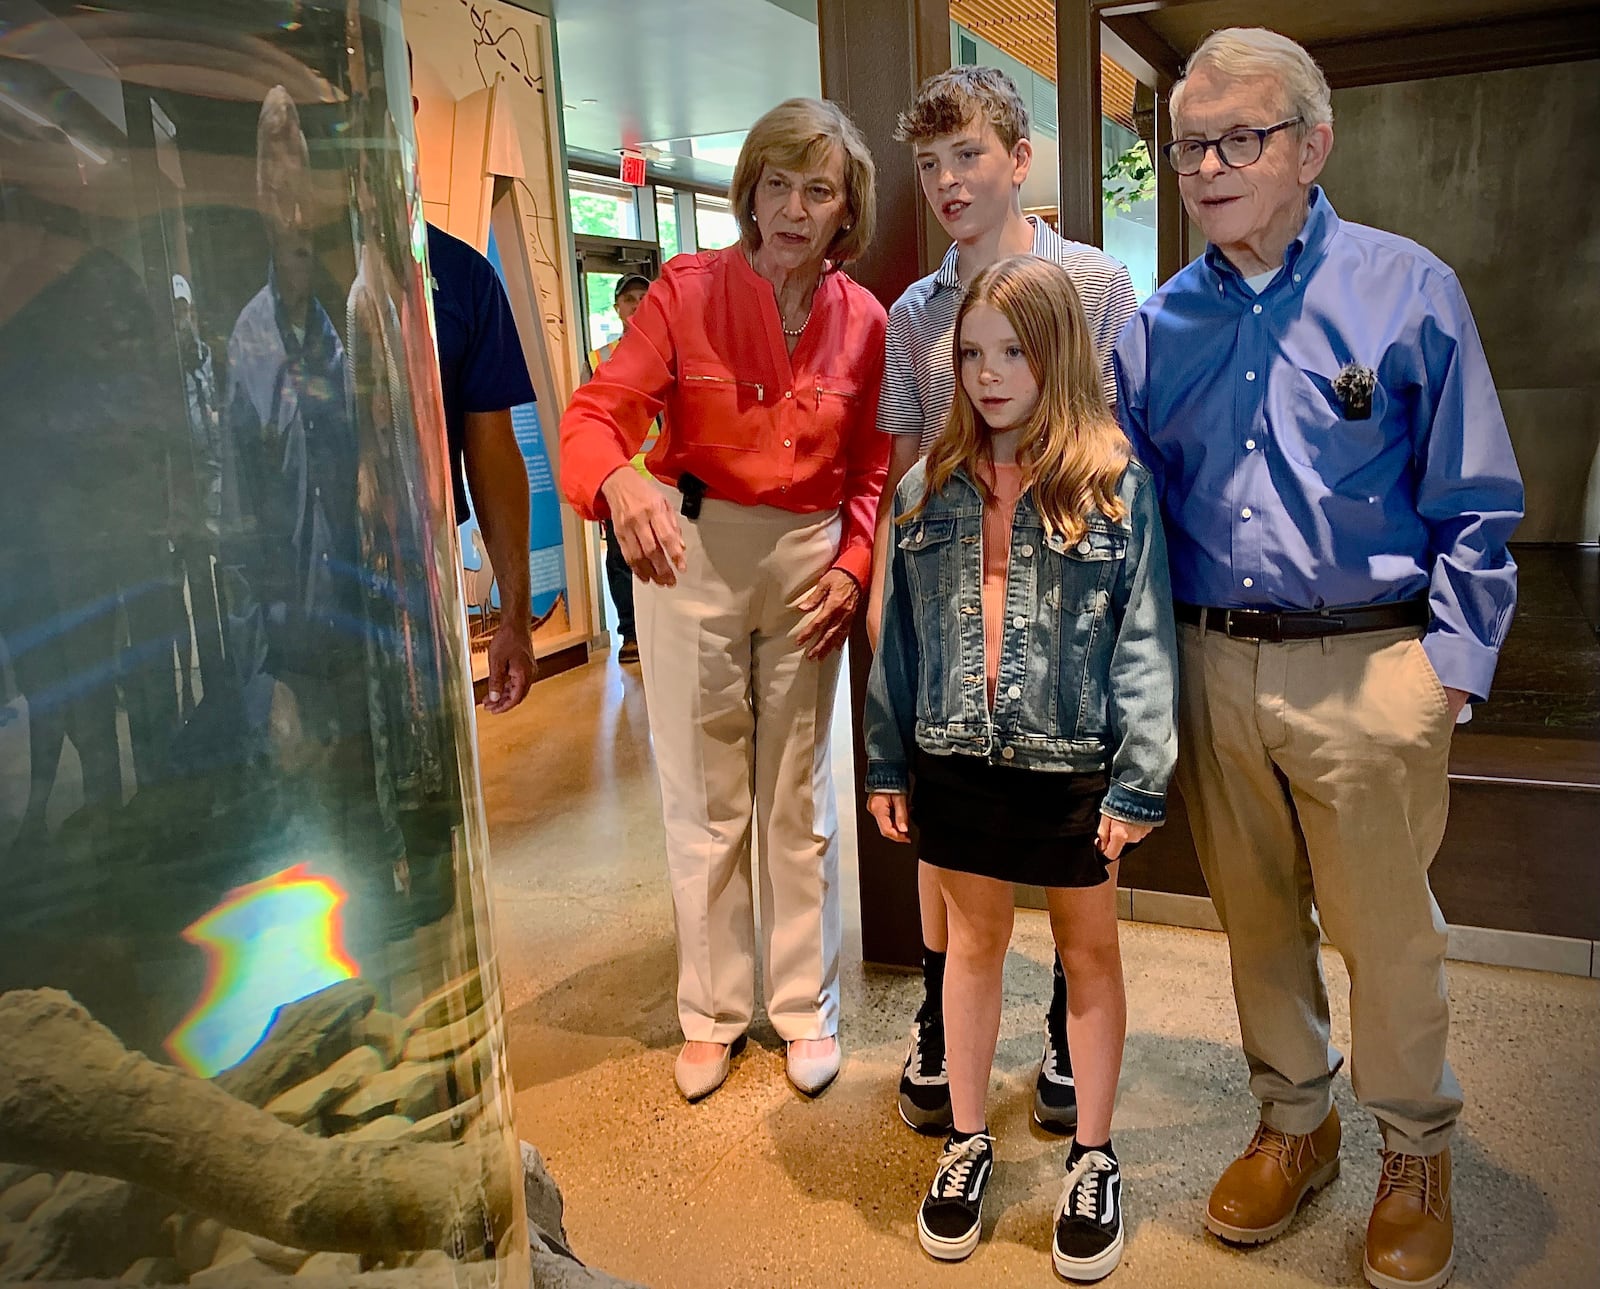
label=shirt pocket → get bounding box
[896,512,958,605]
[1042,525,1127,616]
[799,375,863,460]
[678,361,767,451]
[1282,368,1401,492]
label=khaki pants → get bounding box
[636,493,844,1045]
[1177,624,1463,1157]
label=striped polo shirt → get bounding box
[878,217,1139,452]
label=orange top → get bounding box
[559,246,890,586]
[982,462,1027,708]
[589,340,661,477]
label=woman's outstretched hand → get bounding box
[600,467,686,586]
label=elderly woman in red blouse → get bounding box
[561,99,887,1103]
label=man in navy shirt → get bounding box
[425,220,537,712]
[1116,30,1522,1288]
[411,43,536,713]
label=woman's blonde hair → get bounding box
[730,97,876,263]
[906,255,1128,542]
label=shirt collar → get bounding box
[1203,185,1340,291]
[933,215,1061,292]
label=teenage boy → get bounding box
[869,66,1138,1139]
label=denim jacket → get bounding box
[865,458,1178,826]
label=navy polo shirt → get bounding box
[426,222,536,522]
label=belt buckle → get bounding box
[1225,608,1280,642]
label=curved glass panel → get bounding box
[0,2,527,1282]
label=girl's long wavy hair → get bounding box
[905,255,1129,542]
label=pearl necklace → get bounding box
[782,311,811,338]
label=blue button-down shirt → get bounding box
[1114,188,1523,701]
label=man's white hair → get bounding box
[1170,27,1333,131]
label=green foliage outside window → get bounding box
[570,190,631,239]
[657,202,680,260]
[1102,142,1155,214]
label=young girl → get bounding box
[865,255,1177,1280]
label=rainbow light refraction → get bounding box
[165,863,360,1077]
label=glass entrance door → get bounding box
[573,235,661,368]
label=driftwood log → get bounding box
[0,979,387,1277]
[14,1275,493,1288]
[0,990,515,1257]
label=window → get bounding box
[694,195,740,251]
[656,195,680,260]
[1100,118,1158,302]
[568,173,638,239]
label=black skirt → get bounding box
[910,748,1113,888]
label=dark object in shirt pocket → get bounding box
[1332,361,1377,420]
[1301,366,1384,425]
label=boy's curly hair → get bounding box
[894,66,1031,151]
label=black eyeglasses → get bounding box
[1162,119,1302,175]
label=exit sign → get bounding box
[619,151,647,187]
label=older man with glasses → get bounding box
[1115,27,1523,1289]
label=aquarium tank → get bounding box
[0,1,529,1282]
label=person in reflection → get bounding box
[560,99,889,1102]
[343,94,462,923]
[0,161,184,856]
[219,85,408,906]
[1114,29,1524,1289]
[169,271,228,721]
[172,273,222,534]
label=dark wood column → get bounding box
[818,0,951,301]
[818,0,949,969]
[1055,1,1102,245]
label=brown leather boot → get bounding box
[1364,1148,1454,1289]
[1205,1106,1341,1244]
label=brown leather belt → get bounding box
[1174,597,1429,643]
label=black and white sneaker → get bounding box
[1053,1148,1124,1281]
[898,1006,953,1134]
[1034,1012,1079,1132]
[917,1132,994,1261]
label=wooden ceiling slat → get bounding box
[951,0,1138,132]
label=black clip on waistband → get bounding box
[677,471,707,521]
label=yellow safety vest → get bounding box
[589,340,661,478]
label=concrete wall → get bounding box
[1319,60,1600,542]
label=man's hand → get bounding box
[485,619,535,713]
[600,467,686,586]
[794,569,860,660]
[868,791,911,843]
[1444,686,1470,726]
[1097,813,1152,862]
